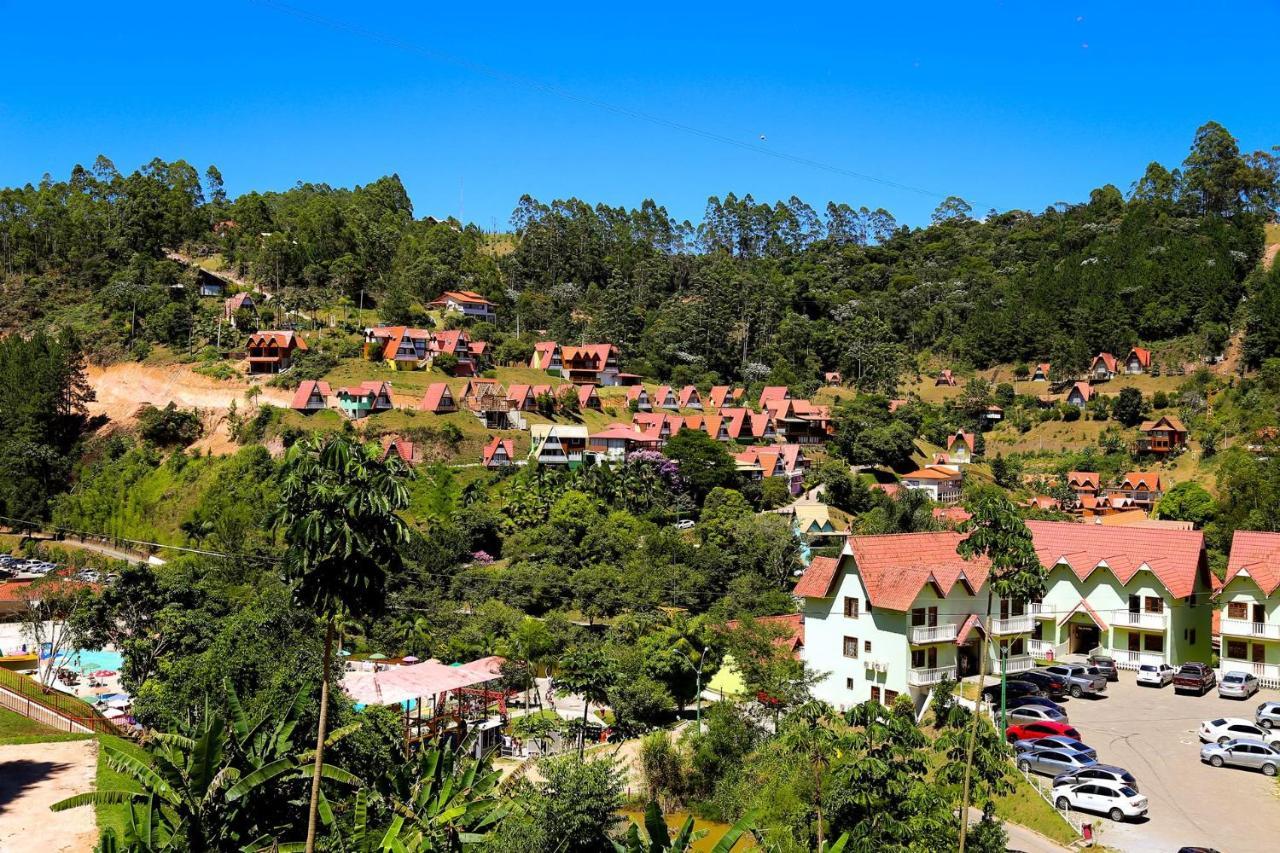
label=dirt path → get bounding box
[0,739,98,853]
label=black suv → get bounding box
[981,679,1042,703]
[1018,670,1069,698]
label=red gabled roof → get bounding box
[431,290,495,307]
[1091,352,1117,373]
[380,434,418,465]
[947,431,975,452]
[1224,531,1280,596]
[1067,471,1100,490]
[1055,598,1110,631]
[290,380,331,410]
[576,384,599,407]
[1118,471,1162,492]
[247,330,307,351]
[708,386,732,408]
[840,531,992,611]
[1127,347,1152,368]
[506,384,533,409]
[431,329,470,355]
[655,385,676,406]
[1036,362,1051,375]
[759,386,790,407]
[626,386,649,403]
[677,385,701,407]
[1026,519,1203,600]
[482,436,514,466]
[591,423,642,442]
[1069,381,1094,402]
[1139,415,1186,433]
[419,382,455,412]
[793,555,842,598]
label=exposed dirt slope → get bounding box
[85,362,292,423]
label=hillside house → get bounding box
[1219,531,1280,687]
[1066,381,1095,409]
[734,444,809,494]
[1031,362,1052,382]
[419,383,458,414]
[574,383,602,410]
[505,384,536,411]
[462,380,521,429]
[626,386,652,411]
[982,405,1003,428]
[946,431,976,465]
[428,290,497,322]
[934,370,957,387]
[482,436,515,468]
[530,341,562,372]
[764,398,832,444]
[365,326,432,369]
[824,371,842,386]
[781,500,850,548]
[1107,472,1163,510]
[196,268,227,297]
[529,424,588,467]
[900,465,962,503]
[290,380,332,413]
[587,423,654,462]
[246,331,307,374]
[336,381,394,419]
[1089,352,1117,380]
[759,386,792,408]
[796,522,1213,711]
[224,292,257,325]
[653,386,680,410]
[1067,471,1100,505]
[677,385,703,410]
[1079,493,1134,518]
[430,329,486,375]
[380,435,421,466]
[1125,347,1152,375]
[1137,415,1188,455]
[560,344,621,385]
[708,386,743,408]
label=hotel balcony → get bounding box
[1112,610,1167,631]
[910,623,959,644]
[907,665,957,687]
[989,615,1034,636]
[1221,619,1280,640]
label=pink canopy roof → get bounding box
[342,656,506,706]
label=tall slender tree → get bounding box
[274,434,411,853]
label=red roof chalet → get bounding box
[482,436,515,468]
[246,330,307,374]
[935,370,957,387]
[291,380,331,412]
[419,382,458,413]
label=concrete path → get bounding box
[0,739,98,853]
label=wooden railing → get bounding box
[0,668,122,735]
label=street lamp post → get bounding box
[695,647,709,731]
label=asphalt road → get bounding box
[1051,672,1280,852]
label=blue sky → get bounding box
[1,1,1274,229]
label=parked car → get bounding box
[981,679,1041,703]
[1200,738,1280,776]
[1256,701,1280,729]
[1013,736,1096,760]
[1174,663,1216,695]
[1017,746,1096,777]
[1053,763,1138,791]
[1017,670,1068,698]
[1199,717,1280,746]
[1006,696,1067,715]
[1136,663,1176,687]
[1219,671,1260,700]
[1087,655,1119,682]
[1006,705,1070,726]
[1043,664,1108,698]
[1006,720,1081,744]
[674,519,695,530]
[1052,781,1148,821]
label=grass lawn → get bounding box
[0,706,92,745]
[993,772,1081,845]
[95,734,148,839]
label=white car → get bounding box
[1136,663,1175,687]
[1052,780,1148,822]
[1199,717,1280,746]
[674,519,695,530]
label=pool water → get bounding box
[56,649,124,673]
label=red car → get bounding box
[1006,720,1081,744]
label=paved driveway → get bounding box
[1047,673,1280,852]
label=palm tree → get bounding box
[778,700,846,851]
[274,433,412,853]
[555,646,618,758]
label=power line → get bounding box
[0,515,281,565]
[249,0,958,203]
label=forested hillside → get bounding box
[3,122,1278,384]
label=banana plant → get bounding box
[612,802,755,853]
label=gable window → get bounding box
[1144,597,1164,614]
[843,636,859,659]
[844,597,860,619]
[1227,601,1248,620]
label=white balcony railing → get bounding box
[1027,603,1053,618]
[1113,649,1166,670]
[992,654,1035,674]
[990,615,1034,635]
[1113,610,1167,630]
[1221,660,1280,688]
[910,623,959,644]
[907,665,957,687]
[1027,640,1066,660]
[1221,619,1280,640]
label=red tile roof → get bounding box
[759,386,790,407]
[1055,598,1110,631]
[1026,519,1203,599]
[793,555,842,598]
[1069,381,1094,403]
[482,436,514,466]
[1127,347,1152,368]
[1091,352,1117,373]
[430,290,495,307]
[1139,415,1186,433]
[576,384,599,408]
[843,531,990,611]
[419,382,455,412]
[678,385,701,408]
[947,431,975,453]
[247,330,307,351]
[290,380,331,410]
[1068,471,1100,490]
[626,386,649,404]
[1118,472,1162,492]
[1224,531,1280,596]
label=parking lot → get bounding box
[1042,670,1280,852]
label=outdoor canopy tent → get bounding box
[341,656,506,707]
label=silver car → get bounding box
[1219,671,1260,699]
[1006,704,1070,726]
[1053,763,1138,792]
[1013,736,1096,760]
[1257,701,1280,729]
[1200,738,1280,776]
[1017,747,1097,777]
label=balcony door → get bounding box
[1254,643,1266,665]
[1254,603,1266,625]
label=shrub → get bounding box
[136,403,202,446]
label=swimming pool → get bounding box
[56,649,124,673]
